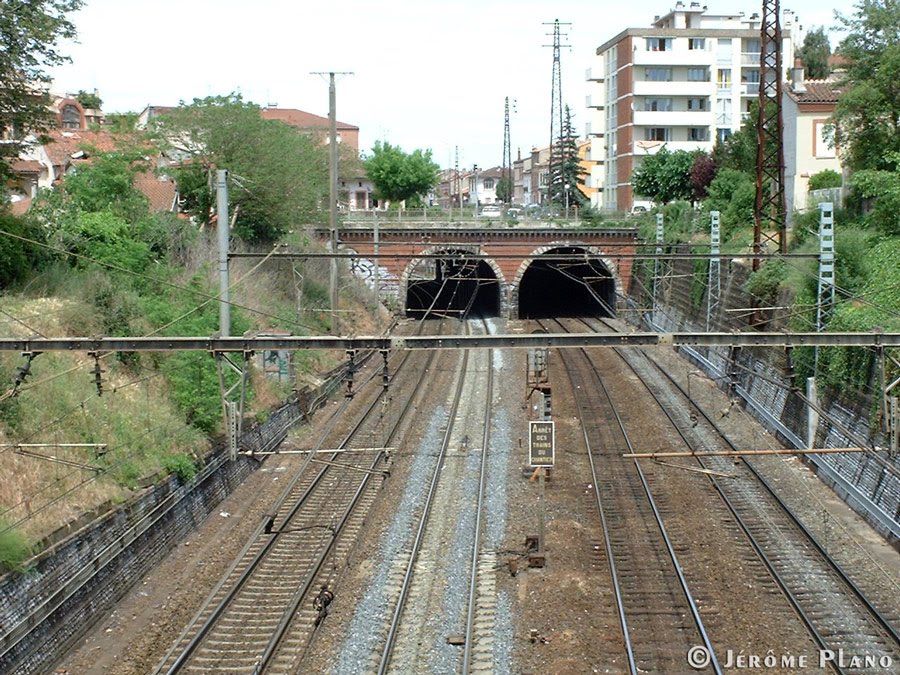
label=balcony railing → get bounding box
[741,52,762,65]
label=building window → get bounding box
[483,178,495,189]
[717,38,732,62]
[687,67,709,82]
[646,37,672,51]
[717,69,732,88]
[688,37,706,50]
[62,105,81,129]
[717,128,732,143]
[645,67,673,81]
[645,127,670,142]
[688,127,710,141]
[687,97,707,111]
[644,98,672,112]
[814,121,836,158]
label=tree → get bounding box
[689,153,717,201]
[495,175,514,203]
[154,95,329,242]
[364,141,439,206]
[548,107,588,207]
[0,0,84,182]
[631,148,702,204]
[75,89,102,110]
[833,0,900,171]
[798,27,832,79]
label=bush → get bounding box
[745,259,788,306]
[162,452,198,483]
[808,169,842,191]
[0,211,50,287]
[0,520,32,573]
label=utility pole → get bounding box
[753,0,787,270]
[544,19,571,208]
[216,169,230,337]
[502,97,515,204]
[312,71,353,335]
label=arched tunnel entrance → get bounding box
[405,250,501,319]
[518,247,616,318]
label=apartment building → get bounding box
[586,2,802,212]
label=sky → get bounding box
[51,0,843,170]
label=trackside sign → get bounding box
[529,420,555,467]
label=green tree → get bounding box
[849,161,900,234]
[495,174,514,203]
[703,168,757,237]
[797,27,832,79]
[364,141,439,206]
[631,147,701,204]
[833,0,900,171]
[104,112,138,133]
[808,169,842,190]
[0,0,84,182]
[154,95,329,242]
[75,89,102,110]
[548,106,588,207]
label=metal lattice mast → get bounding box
[707,211,721,331]
[814,202,836,371]
[653,213,664,321]
[544,19,569,204]
[502,97,513,204]
[753,0,787,271]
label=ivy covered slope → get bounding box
[0,105,384,571]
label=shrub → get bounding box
[745,259,788,306]
[162,452,198,483]
[808,169,842,191]
[0,520,32,573]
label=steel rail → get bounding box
[377,325,474,674]
[228,252,821,261]
[462,319,495,674]
[160,323,437,674]
[584,316,900,670]
[545,318,721,674]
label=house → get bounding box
[586,1,802,212]
[783,63,843,222]
[260,108,359,151]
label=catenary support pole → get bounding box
[217,169,230,337]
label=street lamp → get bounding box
[564,182,570,220]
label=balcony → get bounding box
[633,140,713,155]
[633,110,714,127]
[633,80,714,96]
[633,49,712,67]
[585,66,605,82]
[741,83,760,96]
[741,51,762,65]
[586,95,605,109]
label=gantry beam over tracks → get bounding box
[1,332,898,353]
[229,252,820,262]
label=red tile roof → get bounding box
[10,160,42,174]
[9,196,32,216]
[43,129,119,168]
[133,172,177,212]
[788,79,841,104]
[260,108,358,131]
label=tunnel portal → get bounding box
[405,250,501,319]
[518,247,616,318]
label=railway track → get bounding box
[377,318,495,674]
[153,320,455,674]
[539,318,720,674]
[580,316,900,673]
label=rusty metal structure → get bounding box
[753,0,788,270]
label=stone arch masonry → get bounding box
[331,226,637,318]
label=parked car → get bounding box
[480,205,502,219]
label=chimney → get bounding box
[792,57,806,93]
[675,1,685,8]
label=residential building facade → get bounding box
[586,1,802,212]
[783,67,842,222]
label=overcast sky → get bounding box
[51,0,843,170]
